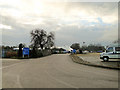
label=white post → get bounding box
[23,55,24,58]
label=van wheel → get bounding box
[103,57,109,62]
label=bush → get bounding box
[37,50,43,57]
[42,49,51,56]
[6,51,17,58]
[29,49,51,58]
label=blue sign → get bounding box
[73,49,76,53]
[23,48,29,55]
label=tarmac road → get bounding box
[2,54,118,88]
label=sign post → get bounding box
[23,48,29,58]
[73,49,76,54]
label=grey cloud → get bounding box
[1,15,32,46]
[1,13,117,46]
[0,2,118,47]
[55,21,117,46]
[55,25,102,46]
[64,2,117,14]
[1,15,60,46]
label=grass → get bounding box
[76,53,100,56]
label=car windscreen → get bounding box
[106,47,113,52]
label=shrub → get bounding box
[6,51,17,58]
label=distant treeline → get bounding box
[1,46,17,51]
[70,43,105,52]
[80,44,105,52]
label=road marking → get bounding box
[17,75,23,88]
[45,70,78,88]
[0,62,25,70]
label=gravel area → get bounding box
[75,53,120,69]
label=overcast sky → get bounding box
[0,0,118,49]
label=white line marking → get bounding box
[0,62,25,69]
[45,70,78,88]
[17,75,23,88]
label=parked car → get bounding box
[82,50,89,54]
[100,43,120,61]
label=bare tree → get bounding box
[45,32,55,49]
[70,43,80,50]
[113,39,120,43]
[30,29,55,50]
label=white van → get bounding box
[100,43,120,61]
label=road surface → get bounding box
[2,54,118,88]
